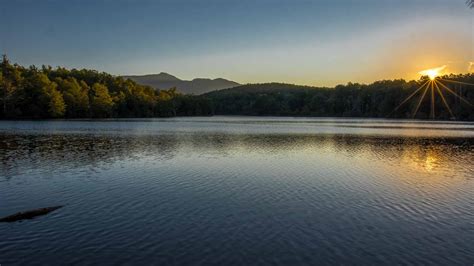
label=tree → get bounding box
[156,87,180,116]
[46,84,66,118]
[1,55,23,117]
[90,83,113,117]
[56,77,89,117]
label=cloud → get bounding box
[469,62,474,72]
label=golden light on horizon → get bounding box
[419,65,446,80]
[389,65,473,120]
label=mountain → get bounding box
[123,72,240,95]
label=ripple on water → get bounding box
[0,118,473,265]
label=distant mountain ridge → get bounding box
[123,72,240,95]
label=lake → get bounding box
[0,117,473,265]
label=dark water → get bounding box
[0,117,473,265]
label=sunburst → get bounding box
[390,66,474,120]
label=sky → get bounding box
[0,0,473,86]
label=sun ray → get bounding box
[430,81,435,119]
[436,80,473,107]
[433,81,455,119]
[412,81,430,119]
[388,80,429,117]
[438,78,474,87]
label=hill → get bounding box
[123,72,240,95]
[203,79,474,119]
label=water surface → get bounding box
[0,117,473,265]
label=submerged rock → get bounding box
[0,206,63,223]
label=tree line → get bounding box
[1,55,473,120]
[205,79,474,120]
[0,55,212,118]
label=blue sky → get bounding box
[0,0,472,86]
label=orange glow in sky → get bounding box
[419,65,447,80]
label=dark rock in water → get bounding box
[0,206,63,223]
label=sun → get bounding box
[426,70,439,81]
[419,65,446,80]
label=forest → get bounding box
[0,55,212,118]
[205,78,474,120]
[1,55,473,120]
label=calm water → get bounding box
[0,117,473,265]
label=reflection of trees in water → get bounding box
[0,133,472,180]
[0,134,183,179]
